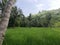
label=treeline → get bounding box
[8,6,60,27]
[0,0,60,27]
[8,6,52,27]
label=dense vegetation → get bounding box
[0,0,60,27]
[8,8,60,27]
[2,27,60,45]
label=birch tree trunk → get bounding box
[0,0,14,45]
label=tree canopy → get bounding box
[0,0,60,27]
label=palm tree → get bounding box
[0,0,15,45]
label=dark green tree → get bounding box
[17,8,26,27]
[45,12,52,27]
[8,6,18,27]
[27,13,32,27]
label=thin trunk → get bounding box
[0,0,14,45]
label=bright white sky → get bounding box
[15,0,60,16]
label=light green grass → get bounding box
[3,27,60,45]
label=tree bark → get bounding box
[0,0,14,45]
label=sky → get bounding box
[15,0,60,16]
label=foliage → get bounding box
[8,6,23,27]
[1,0,60,27]
[8,8,60,27]
[54,22,60,27]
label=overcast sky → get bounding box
[15,0,60,16]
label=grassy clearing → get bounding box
[3,27,60,45]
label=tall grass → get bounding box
[3,27,60,45]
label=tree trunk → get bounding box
[0,0,14,45]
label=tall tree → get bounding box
[20,15,26,27]
[45,12,52,27]
[0,0,15,45]
[27,13,32,27]
[18,9,26,27]
[8,6,18,27]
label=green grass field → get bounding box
[2,27,60,45]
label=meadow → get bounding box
[2,27,60,45]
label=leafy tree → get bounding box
[8,6,18,27]
[27,13,32,27]
[20,15,26,27]
[45,12,52,27]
